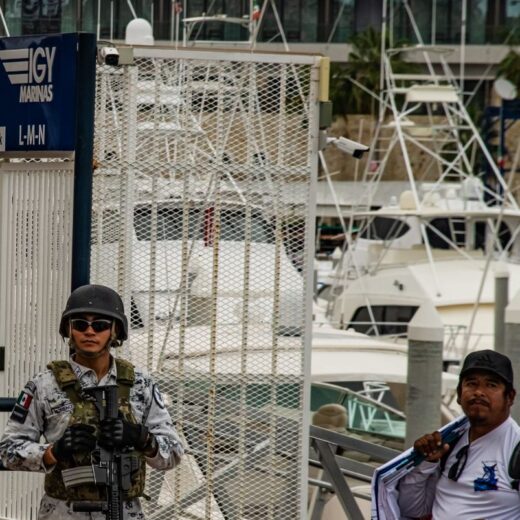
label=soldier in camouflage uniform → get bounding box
[0,284,184,519]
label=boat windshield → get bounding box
[133,206,275,243]
[348,305,419,336]
[91,206,276,244]
[311,382,406,441]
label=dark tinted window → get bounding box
[426,219,512,251]
[425,218,465,249]
[359,217,410,240]
[134,207,203,241]
[348,305,419,336]
[134,205,274,243]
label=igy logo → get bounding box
[0,46,56,102]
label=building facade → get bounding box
[1,0,519,53]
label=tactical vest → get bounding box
[44,358,146,502]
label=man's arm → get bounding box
[142,382,184,470]
[0,379,49,472]
[398,461,440,516]
[397,430,450,517]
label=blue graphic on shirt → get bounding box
[473,463,498,491]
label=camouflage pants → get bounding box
[38,495,145,519]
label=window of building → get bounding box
[392,0,506,45]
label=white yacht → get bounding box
[325,183,520,360]
[320,36,520,363]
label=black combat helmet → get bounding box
[59,284,128,341]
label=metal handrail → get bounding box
[0,398,15,413]
[0,398,15,471]
[309,425,400,520]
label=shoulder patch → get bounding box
[153,384,165,409]
[24,381,36,395]
[10,404,29,424]
[9,389,33,424]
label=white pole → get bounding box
[380,0,388,108]
[495,265,510,354]
[269,0,289,51]
[248,0,254,44]
[175,6,180,49]
[110,1,114,40]
[126,0,138,19]
[183,0,187,45]
[170,0,174,42]
[460,0,467,101]
[327,1,346,44]
[431,0,436,44]
[0,5,10,36]
[97,0,101,40]
[406,302,444,447]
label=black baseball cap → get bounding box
[459,349,514,387]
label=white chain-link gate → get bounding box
[90,47,321,519]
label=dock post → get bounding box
[505,289,520,421]
[405,301,444,448]
[494,263,509,355]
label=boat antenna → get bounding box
[126,0,138,19]
[326,1,347,44]
[0,4,10,36]
[380,0,388,101]
[460,0,467,101]
[251,0,289,52]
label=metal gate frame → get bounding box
[90,45,323,518]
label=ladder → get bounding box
[334,0,519,305]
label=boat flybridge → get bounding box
[324,183,520,361]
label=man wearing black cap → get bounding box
[398,349,520,519]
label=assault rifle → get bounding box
[60,385,140,520]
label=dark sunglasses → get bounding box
[70,318,113,333]
[448,444,469,481]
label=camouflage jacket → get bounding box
[0,355,184,518]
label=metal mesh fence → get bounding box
[0,160,74,519]
[90,48,320,519]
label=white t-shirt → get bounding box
[398,417,520,520]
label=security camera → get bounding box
[327,136,370,159]
[97,46,120,66]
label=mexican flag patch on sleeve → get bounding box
[18,391,32,409]
[10,390,33,424]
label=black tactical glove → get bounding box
[98,417,149,451]
[52,424,96,462]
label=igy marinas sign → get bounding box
[0,33,78,152]
[0,46,56,102]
